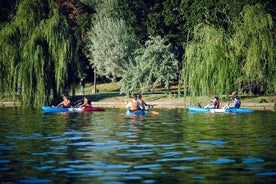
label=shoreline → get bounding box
[1,101,274,111]
[1,94,275,111]
[91,102,274,111]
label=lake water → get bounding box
[0,107,276,184]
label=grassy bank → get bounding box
[1,82,275,110]
[78,82,275,111]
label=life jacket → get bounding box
[130,101,139,111]
[85,101,92,107]
[137,99,145,110]
[214,100,220,108]
[237,100,241,108]
[234,100,240,108]
[64,100,71,108]
[216,101,220,109]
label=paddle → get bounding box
[72,98,84,108]
[149,111,159,115]
[116,104,126,108]
[228,91,237,106]
[114,97,127,108]
[114,97,126,103]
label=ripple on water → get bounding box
[193,176,206,180]
[32,165,55,170]
[257,138,272,142]
[160,151,182,157]
[133,164,162,169]
[203,158,236,164]
[196,139,227,145]
[51,167,75,173]
[244,167,265,171]
[19,177,53,183]
[67,170,103,176]
[241,158,265,164]
[59,160,86,164]
[158,156,207,162]
[0,144,17,151]
[67,141,92,146]
[0,159,10,164]
[171,166,194,170]
[255,172,276,176]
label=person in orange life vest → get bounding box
[79,97,92,108]
[57,96,72,108]
[126,94,143,111]
[204,96,220,109]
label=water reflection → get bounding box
[0,108,276,183]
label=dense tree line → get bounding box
[0,0,275,106]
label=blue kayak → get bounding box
[126,110,149,116]
[187,106,253,113]
[42,106,72,112]
[42,106,105,112]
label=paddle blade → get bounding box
[116,104,126,108]
[231,91,237,96]
[150,111,159,115]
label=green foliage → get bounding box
[183,4,275,98]
[0,0,80,107]
[86,0,139,81]
[183,25,230,97]
[86,16,138,81]
[120,36,179,94]
[231,4,275,94]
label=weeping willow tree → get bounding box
[183,25,231,97]
[183,4,275,100]
[0,0,80,107]
[231,4,275,94]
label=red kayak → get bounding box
[82,107,105,112]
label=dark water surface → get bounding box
[0,107,276,183]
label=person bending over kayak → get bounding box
[126,94,143,111]
[204,96,220,109]
[57,96,72,108]
[223,96,241,109]
[79,97,92,108]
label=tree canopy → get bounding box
[183,4,275,97]
[0,0,275,107]
[0,0,81,106]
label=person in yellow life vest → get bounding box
[126,94,143,111]
[57,96,72,108]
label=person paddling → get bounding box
[57,96,72,108]
[79,97,92,108]
[126,94,143,111]
[137,94,153,110]
[223,96,241,109]
[205,96,220,109]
